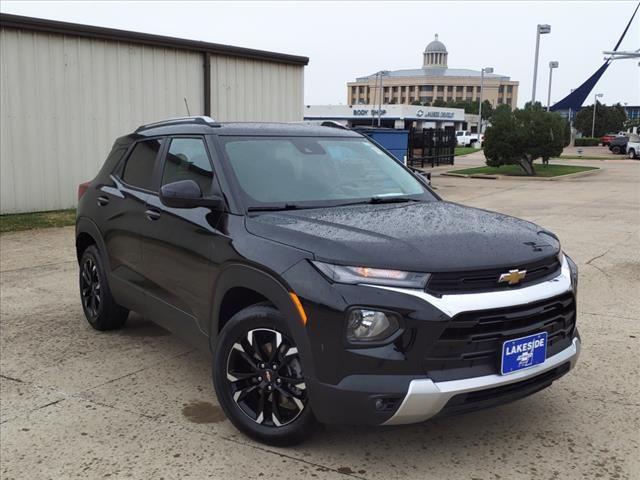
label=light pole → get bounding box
[546,61,558,111]
[377,70,390,127]
[478,67,493,136]
[591,93,603,137]
[531,24,551,104]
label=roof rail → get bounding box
[135,116,218,132]
[320,121,350,130]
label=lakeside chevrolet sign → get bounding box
[416,110,455,119]
[304,104,464,122]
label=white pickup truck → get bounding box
[627,135,640,159]
[455,130,484,147]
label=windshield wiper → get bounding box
[247,203,310,212]
[334,196,421,207]
[247,197,420,212]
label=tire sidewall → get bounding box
[212,305,315,445]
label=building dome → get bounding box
[425,34,447,53]
[423,34,448,68]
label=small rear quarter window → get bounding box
[122,139,162,191]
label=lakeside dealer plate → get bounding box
[501,332,548,375]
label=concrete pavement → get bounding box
[1,158,639,479]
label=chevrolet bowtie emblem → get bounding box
[498,269,527,285]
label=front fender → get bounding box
[209,263,317,381]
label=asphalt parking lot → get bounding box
[1,157,639,480]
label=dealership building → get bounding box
[304,104,473,131]
[0,14,308,213]
[347,34,519,109]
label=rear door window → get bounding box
[122,139,162,191]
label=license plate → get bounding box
[501,332,548,375]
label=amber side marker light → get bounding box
[289,292,308,326]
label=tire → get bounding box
[79,245,128,331]
[629,149,637,160]
[611,146,621,154]
[213,305,316,445]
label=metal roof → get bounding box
[0,13,309,66]
[356,67,511,82]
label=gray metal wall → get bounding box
[210,55,304,122]
[0,27,305,213]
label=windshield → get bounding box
[220,136,434,208]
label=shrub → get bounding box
[575,137,600,147]
[483,103,567,176]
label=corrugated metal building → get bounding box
[0,14,308,213]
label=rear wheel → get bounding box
[629,149,637,160]
[611,146,621,154]
[213,305,316,445]
[79,245,128,330]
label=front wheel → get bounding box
[213,305,316,445]
[611,146,621,154]
[629,149,637,160]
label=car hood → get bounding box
[245,201,560,272]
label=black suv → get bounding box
[76,117,580,445]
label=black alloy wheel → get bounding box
[226,328,307,427]
[78,245,128,331]
[80,255,101,319]
[213,304,316,445]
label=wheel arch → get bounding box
[75,217,112,271]
[209,264,316,377]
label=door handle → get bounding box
[145,209,161,221]
[97,196,109,206]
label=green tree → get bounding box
[625,118,640,130]
[484,103,567,176]
[575,102,626,137]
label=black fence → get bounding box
[407,126,456,168]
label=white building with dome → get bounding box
[347,34,519,110]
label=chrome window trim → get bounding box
[365,254,572,318]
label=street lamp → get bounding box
[591,93,603,137]
[478,67,493,136]
[546,61,559,111]
[531,24,551,104]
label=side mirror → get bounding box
[159,180,224,209]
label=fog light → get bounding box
[346,309,399,342]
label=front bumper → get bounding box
[284,255,580,425]
[384,336,581,425]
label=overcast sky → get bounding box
[2,1,639,108]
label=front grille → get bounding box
[423,293,576,381]
[427,255,561,294]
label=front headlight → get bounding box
[346,309,400,342]
[311,261,430,288]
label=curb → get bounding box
[441,166,601,181]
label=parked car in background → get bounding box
[608,136,628,155]
[455,130,483,147]
[600,134,617,146]
[627,135,640,159]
